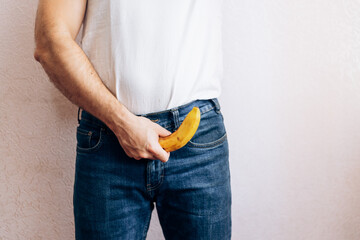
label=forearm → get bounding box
[34,35,131,134]
[33,0,170,162]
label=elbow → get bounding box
[33,35,48,63]
[33,32,70,63]
[33,29,57,64]
[33,34,52,64]
[34,29,45,63]
[33,48,43,63]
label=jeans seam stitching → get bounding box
[76,128,91,135]
[147,176,164,190]
[200,106,215,115]
[188,133,227,148]
[142,211,152,239]
[146,167,164,191]
[76,128,104,152]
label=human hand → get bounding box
[114,114,171,162]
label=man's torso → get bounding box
[81,0,224,115]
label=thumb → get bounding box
[152,143,170,162]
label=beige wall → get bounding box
[1,0,360,239]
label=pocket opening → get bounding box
[76,126,105,153]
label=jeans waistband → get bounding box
[77,98,221,130]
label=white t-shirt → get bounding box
[81,0,224,115]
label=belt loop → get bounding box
[77,107,82,124]
[211,98,221,113]
[171,108,180,129]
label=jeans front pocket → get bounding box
[76,120,105,153]
[186,109,227,149]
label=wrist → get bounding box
[105,101,134,135]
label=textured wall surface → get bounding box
[222,0,360,239]
[1,0,360,240]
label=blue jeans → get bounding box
[73,98,232,240]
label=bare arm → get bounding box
[34,0,170,162]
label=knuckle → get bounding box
[139,152,148,159]
[146,143,155,153]
[124,150,132,158]
[125,150,138,160]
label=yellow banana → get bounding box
[159,107,201,152]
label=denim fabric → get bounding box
[73,98,232,240]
